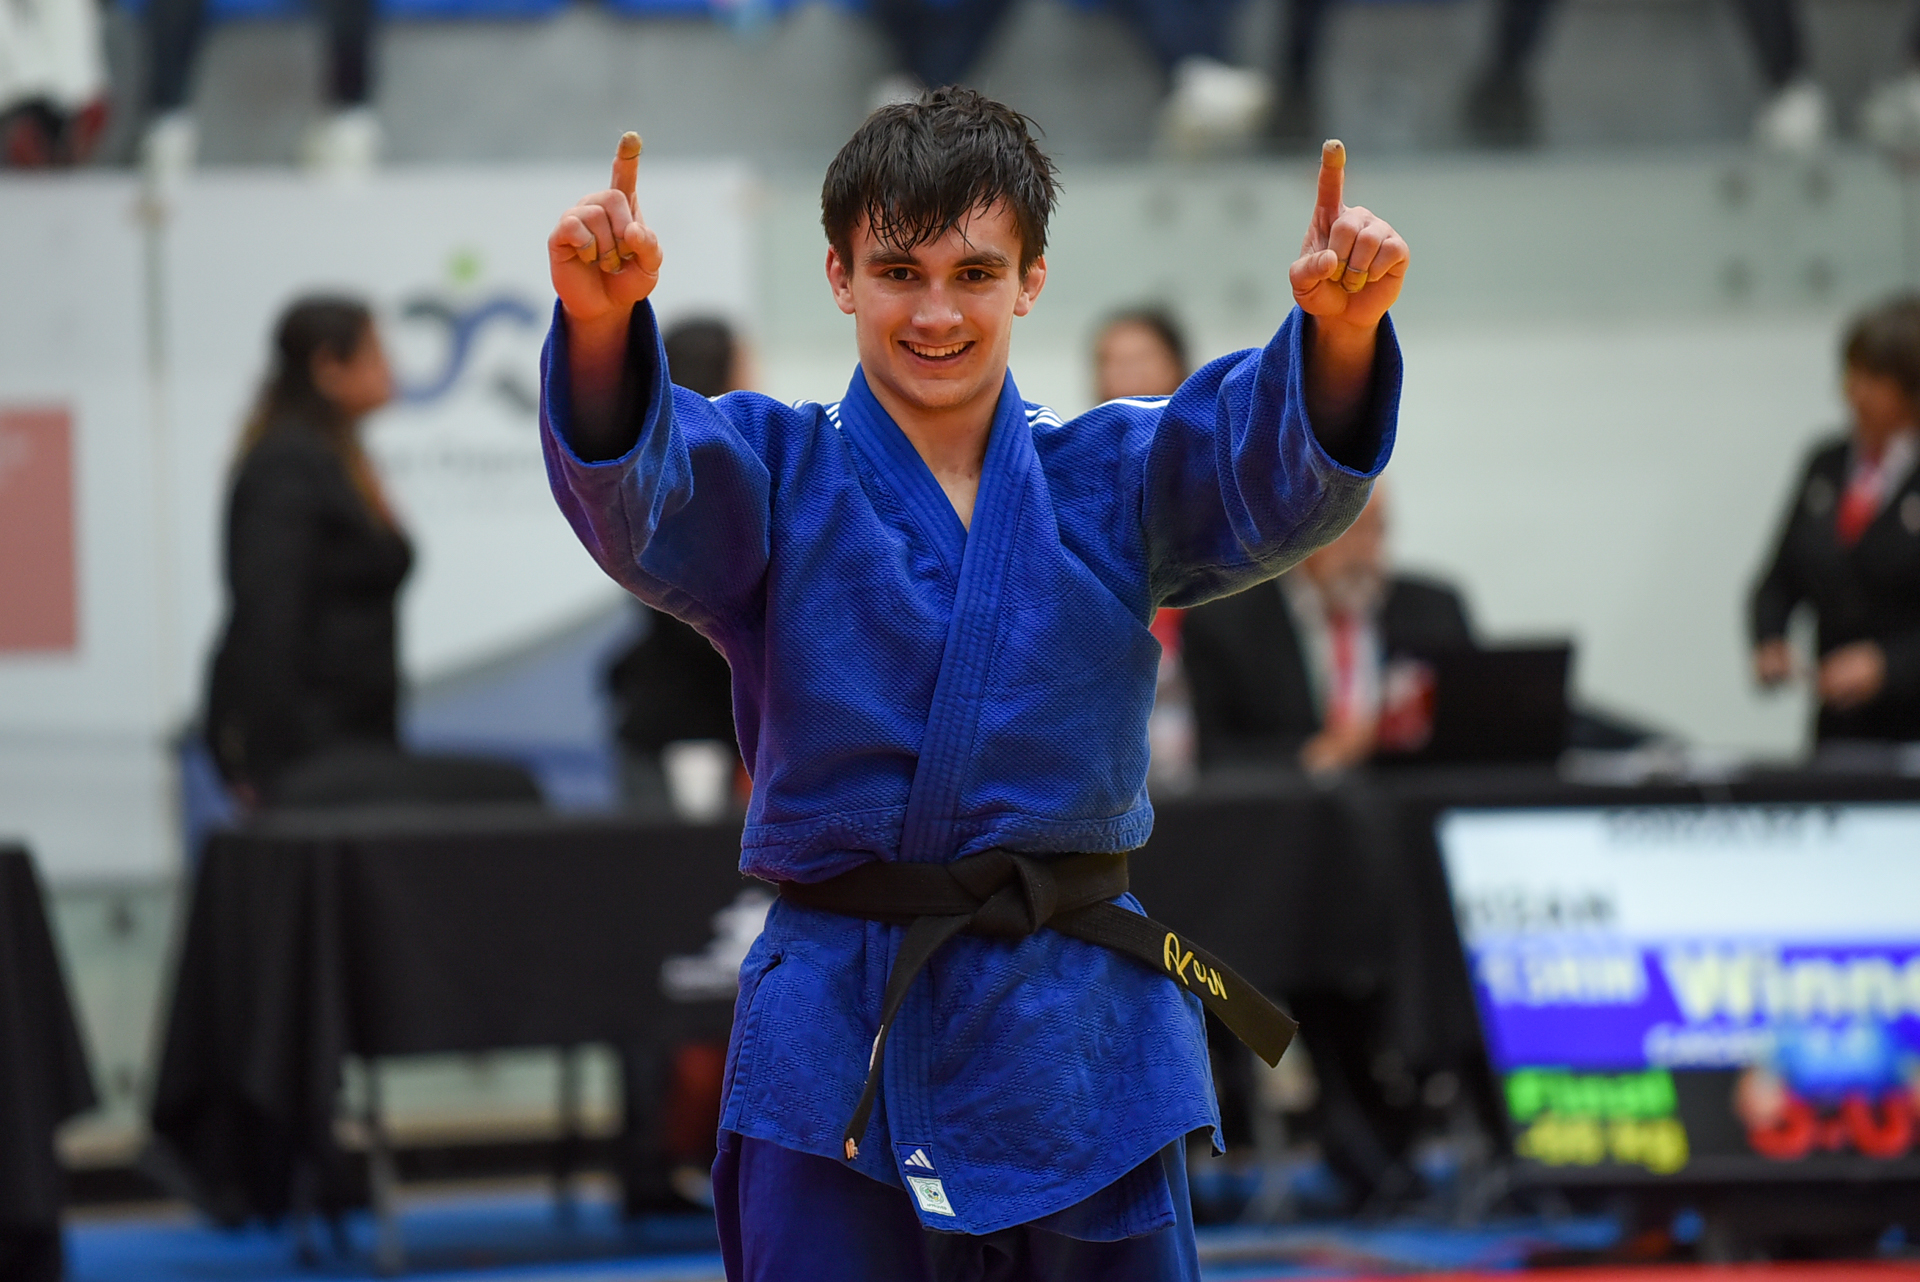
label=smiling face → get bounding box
[827,200,1045,436]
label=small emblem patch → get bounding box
[907,1176,956,1217]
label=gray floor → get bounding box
[95,0,1917,170]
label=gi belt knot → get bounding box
[950,850,1059,937]
[773,847,1295,1163]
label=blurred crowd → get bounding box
[10,0,1920,170]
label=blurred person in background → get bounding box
[1751,295,1920,746]
[1275,0,1557,148]
[1093,305,1188,405]
[1730,0,1920,152]
[604,316,754,1215]
[204,296,538,810]
[606,317,750,817]
[140,0,380,181]
[1094,307,1200,790]
[1184,485,1474,775]
[0,0,108,165]
[869,0,1272,154]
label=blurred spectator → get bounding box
[1093,305,1187,403]
[204,296,537,809]
[1093,308,1199,788]
[604,318,752,1212]
[1733,0,1920,152]
[1184,486,1475,774]
[869,0,1271,155]
[1751,295,1920,745]
[141,0,379,182]
[0,0,108,166]
[1277,0,1556,147]
[606,318,750,816]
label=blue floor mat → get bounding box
[68,1189,1619,1282]
[70,1191,722,1281]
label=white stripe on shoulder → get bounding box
[1103,395,1173,408]
[1023,404,1064,427]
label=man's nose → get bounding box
[912,283,963,330]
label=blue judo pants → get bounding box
[714,1133,1203,1282]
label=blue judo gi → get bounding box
[540,300,1399,1268]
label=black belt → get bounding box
[777,848,1298,1160]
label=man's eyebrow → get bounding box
[955,249,1012,269]
[861,247,1012,269]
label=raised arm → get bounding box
[1289,140,1409,466]
[547,131,664,460]
[540,133,773,629]
[1122,142,1407,606]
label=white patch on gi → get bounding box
[907,1176,956,1217]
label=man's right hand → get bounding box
[548,132,664,450]
[550,131,663,324]
[1752,638,1794,688]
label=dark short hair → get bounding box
[821,86,1060,276]
[664,317,738,399]
[1843,295,1920,405]
[1098,307,1189,380]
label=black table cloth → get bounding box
[0,846,98,1280]
[149,771,1920,1225]
[149,806,754,1223]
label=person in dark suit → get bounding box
[1185,485,1473,774]
[1752,296,1920,745]
[205,297,411,803]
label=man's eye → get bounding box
[961,269,992,282]
[885,268,915,282]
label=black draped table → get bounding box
[149,770,1920,1241]
[0,846,98,1282]
[148,806,755,1242]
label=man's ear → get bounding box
[826,246,856,317]
[1013,255,1047,318]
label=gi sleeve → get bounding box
[540,301,773,629]
[1137,307,1401,607]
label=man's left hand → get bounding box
[1290,140,1409,332]
[1817,641,1886,710]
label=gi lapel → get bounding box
[889,372,1033,865]
[834,369,968,584]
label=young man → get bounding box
[541,89,1407,1280]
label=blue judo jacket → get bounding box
[540,300,1399,1238]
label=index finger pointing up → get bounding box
[1314,138,1346,223]
[611,130,642,208]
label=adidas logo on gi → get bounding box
[895,1144,955,1217]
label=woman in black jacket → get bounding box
[1752,296,1920,744]
[205,296,411,802]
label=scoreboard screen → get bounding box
[1436,803,1920,1181]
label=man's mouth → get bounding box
[901,339,973,363]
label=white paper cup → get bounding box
[663,739,732,821]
